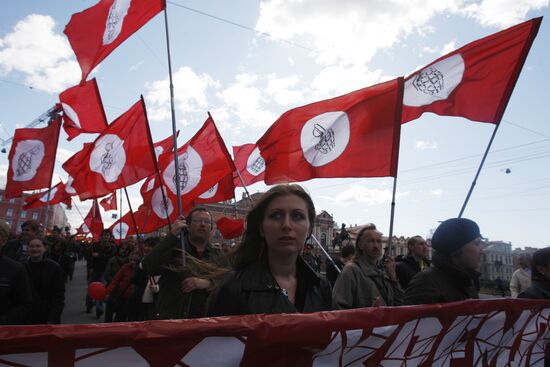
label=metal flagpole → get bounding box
[387,176,398,255]
[163,5,186,266]
[458,123,501,218]
[43,188,53,232]
[119,189,123,241]
[123,187,140,239]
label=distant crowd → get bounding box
[0,184,546,326]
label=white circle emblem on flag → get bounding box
[403,54,465,107]
[103,0,131,45]
[198,184,218,199]
[65,176,76,194]
[154,146,164,160]
[113,222,129,240]
[90,134,126,183]
[39,187,58,203]
[246,147,265,176]
[12,139,45,182]
[300,111,350,167]
[152,186,173,219]
[61,103,81,128]
[81,224,90,233]
[162,146,203,196]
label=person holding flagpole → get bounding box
[207,184,332,316]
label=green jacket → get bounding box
[142,233,227,320]
[332,257,403,309]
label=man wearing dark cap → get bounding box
[403,218,483,305]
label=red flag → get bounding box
[63,98,157,200]
[59,78,108,140]
[23,181,72,210]
[159,115,235,207]
[233,144,265,187]
[193,174,235,206]
[215,217,245,239]
[153,131,178,161]
[257,78,404,184]
[109,210,136,241]
[78,199,104,239]
[64,0,165,81]
[99,192,117,211]
[402,17,542,124]
[5,118,61,198]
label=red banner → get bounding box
[0,299,549,366]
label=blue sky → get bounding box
[0,0,549,248]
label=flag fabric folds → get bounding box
[100,192,117,212]
[5,118,62,198]
[402,17,542,124]
[193,174,235,206]
[215,217,245,239]
[232,144,265,187]
[159,115,235,208]
[257,78,404,184]
[78,199,104,239]
[63,98,157,200]
[109,210,136,241]
[58,78,108,140]
[64,0,165,82]
[23,181,72,210]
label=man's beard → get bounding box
[189,232,208,246]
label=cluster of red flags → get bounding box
[3,7,543,239]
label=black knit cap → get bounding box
[431,218,481,256]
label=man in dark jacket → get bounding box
[0,220,33,325]
[396,235,431,289]
[86,229,116,317]
[1,220,41,263]
[404,218,482,305]
[143,207,228,320]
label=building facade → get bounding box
[0,189,70,234]
[479,241,514,282]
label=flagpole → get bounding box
[119,188,123,241]
[458,123,501,218]
[70,198,86,223]
[163,5,186,266]
[43,187,53,232]
[123,187,140,239]
[387,176,398,255]
[44,114,62,232]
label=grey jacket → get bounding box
[332,257,403,309]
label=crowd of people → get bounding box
[0,183,548,326]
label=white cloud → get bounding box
[440,40,456,55]
[431,189,444,196]
[310,65,389,99]
[266,75,304,105]
[256,0,464,67]
[415,140,438,150]
[322,184,408,205]
[463,0,548,28]
[144,66,220,122]
[0,14,80,93]
[216,73,278,128]
[129,60,144,71]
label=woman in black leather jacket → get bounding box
[207,184,332,316]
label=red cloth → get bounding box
[193,173,235,206]
[58,78,108,140]
[158,115,235,209]
[106,263,136,300]
[77,199,104,239]
[402,17,542,124]
[63,98,157,200]
[257,78,403,184]
[109,210,136,241]
[215,217,245,239]
[232,144,265,187]
[23,181,72,210]
[5,118,61,198]
[64,0,165,81]
[100,192,117,212]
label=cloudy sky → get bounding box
[1,0,549,248]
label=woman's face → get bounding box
[261,194,311,258]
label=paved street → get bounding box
[61,260,102,325]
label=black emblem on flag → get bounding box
[15,146,40,178]
[250,156,265,174]
[174,152,189,192]
[104,0,123,43]
[412,67,444,95]
[313,123,335,154]
[100,142,115,177]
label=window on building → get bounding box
[32,212,38,220]
[6,208,13,217]
[20,211,27,219]
[320,232,327,247]
[9,198,16,204]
